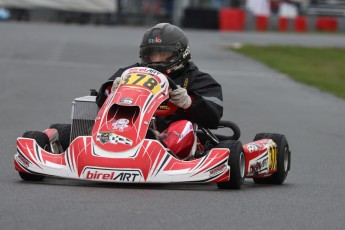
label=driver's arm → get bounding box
[186,72,223,129]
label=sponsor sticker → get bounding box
[158,105,169,110]
[148,35,162,44]
[250,162,262,174]
[120,97,133,105]
[126,67,164,79]
[112,119,129,132]
[83,168,142,182]
[16,155,30,168]
[96,132,133,145]
[183,45,190,58]
[246,144,260,153]
[248,153,269,176]
[210,164,227,177]
[268,145,278,171]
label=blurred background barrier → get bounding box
[182,8,219,29]
[0,0,345,32]
[0,0,115,12]
[219,8,245,31]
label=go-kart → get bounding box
[14,67,291,189]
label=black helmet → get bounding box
[139,23,191,75]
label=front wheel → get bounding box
[216,140,245,189]
[49,123,71,151]
[253,133,291,185]
[19,131,49,181]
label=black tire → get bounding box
[19,172,45,181]
[216,140,245,189]
[252,133,290,185]
[49,124,71,151]
[19,131,50,181]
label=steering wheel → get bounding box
[154,76,179,117]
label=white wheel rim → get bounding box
[240,152,245,178]
[283,147,289,172]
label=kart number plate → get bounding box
[122,73,161,95]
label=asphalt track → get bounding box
[1,22,345,230]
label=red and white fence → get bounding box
[219,8,345,32]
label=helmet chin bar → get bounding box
[166,63,184,74]
[145,63,167,74]
[144,52,187,75]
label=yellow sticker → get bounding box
[268,144,277,171]
[122,73,161,95]
[158,105,170,110]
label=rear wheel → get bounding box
[49,124,71,151]
[19,131,50,181]
[216,140,245,189]
[253,133,290,184]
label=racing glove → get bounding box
[111,77,121,92]
[169,86,192,109]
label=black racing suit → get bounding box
[96,62,223,131]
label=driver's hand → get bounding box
[169,86,192,109]
[111,77,121,92]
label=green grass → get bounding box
[229,45,345,99]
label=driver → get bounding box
[96,23,223,160]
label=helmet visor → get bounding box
[141,46,178,63]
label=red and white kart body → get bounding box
[14,67,290,187]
